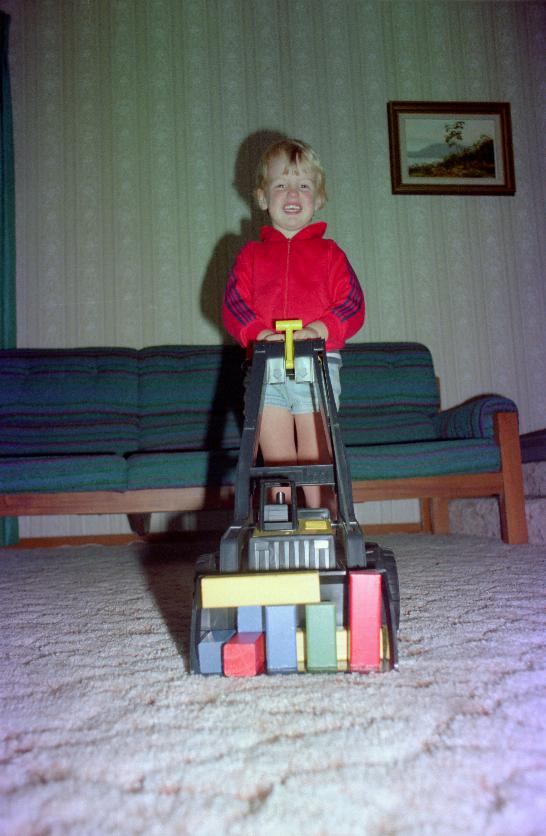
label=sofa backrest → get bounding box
[339,343,440,445]
[0,349,140,455]
[0,342,440,457]
[138,346,245,451]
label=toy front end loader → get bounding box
[190,322,400,676]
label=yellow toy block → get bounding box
[380,625,390,661]
[336,628,349,662]
[200,571,321,609]
[336,627,348,660]
[336,628,349,671]
[296,628,306,671]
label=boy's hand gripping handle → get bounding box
[275,319,302,371]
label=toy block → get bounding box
[319,571,346,627]
[223,632,265,677]
[305,603,338,672]
[197,630,235,675]
[336,628,349,661]
[336,628,349,671]
[348,571,382,673]
[380,625,390,662]
[201,571,320,609]
[237,605,264,632]
[265,605,298,673]
[296,628,306,671]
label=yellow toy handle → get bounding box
[275,319,302,371]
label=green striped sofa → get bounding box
[0,343,527,544]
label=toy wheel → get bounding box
[365,545,400,631]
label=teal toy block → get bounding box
[197,629,235,674]
[265,605,298,673]
[305,602,338,672]
[237,605,264,632]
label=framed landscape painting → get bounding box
[387,101,516,195]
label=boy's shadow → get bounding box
[200,129,287,341]
[199,130,289,516]
[141,130,287,667]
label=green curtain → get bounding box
[1,12,18,546]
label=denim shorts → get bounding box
[246,354,342,415]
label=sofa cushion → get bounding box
[340,410,437,445]
[0,349,139,455]
[0,455,128,492]
[339,343,439,417]
[346,438,501,480]
[127,450,238,489]
[138,346,245,451]
[434,395,518,439]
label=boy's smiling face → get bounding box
[256,153,323,238]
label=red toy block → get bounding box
[348,571,382,673]
[223,632,266,677]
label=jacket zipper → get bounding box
[283,238,291,316]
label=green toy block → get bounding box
[305,602,338,672]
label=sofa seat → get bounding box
[127,451,239,490]
[0,455,128,492]
[340,411,437,445]
[347,438,500,480]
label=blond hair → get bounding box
[255,139,327,206]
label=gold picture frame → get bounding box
[387,101,516,195]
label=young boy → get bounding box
[222,139,364,508]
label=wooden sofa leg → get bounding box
[495,412,528,545]
[430,497,450,534]
[128,513,151,536]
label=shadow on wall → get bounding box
[142,133,298,633]
[200,128,288,341]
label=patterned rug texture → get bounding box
[1,534,545,835]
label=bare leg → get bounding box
[295,412,333,509]
[259,405,297,503]
[259,407,334,512]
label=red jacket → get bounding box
[222,222,365,350]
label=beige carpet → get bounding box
[1,534,545,835]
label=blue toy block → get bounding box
[197,629,235,674]
[265,605,298,673]
[237,605,264,632]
